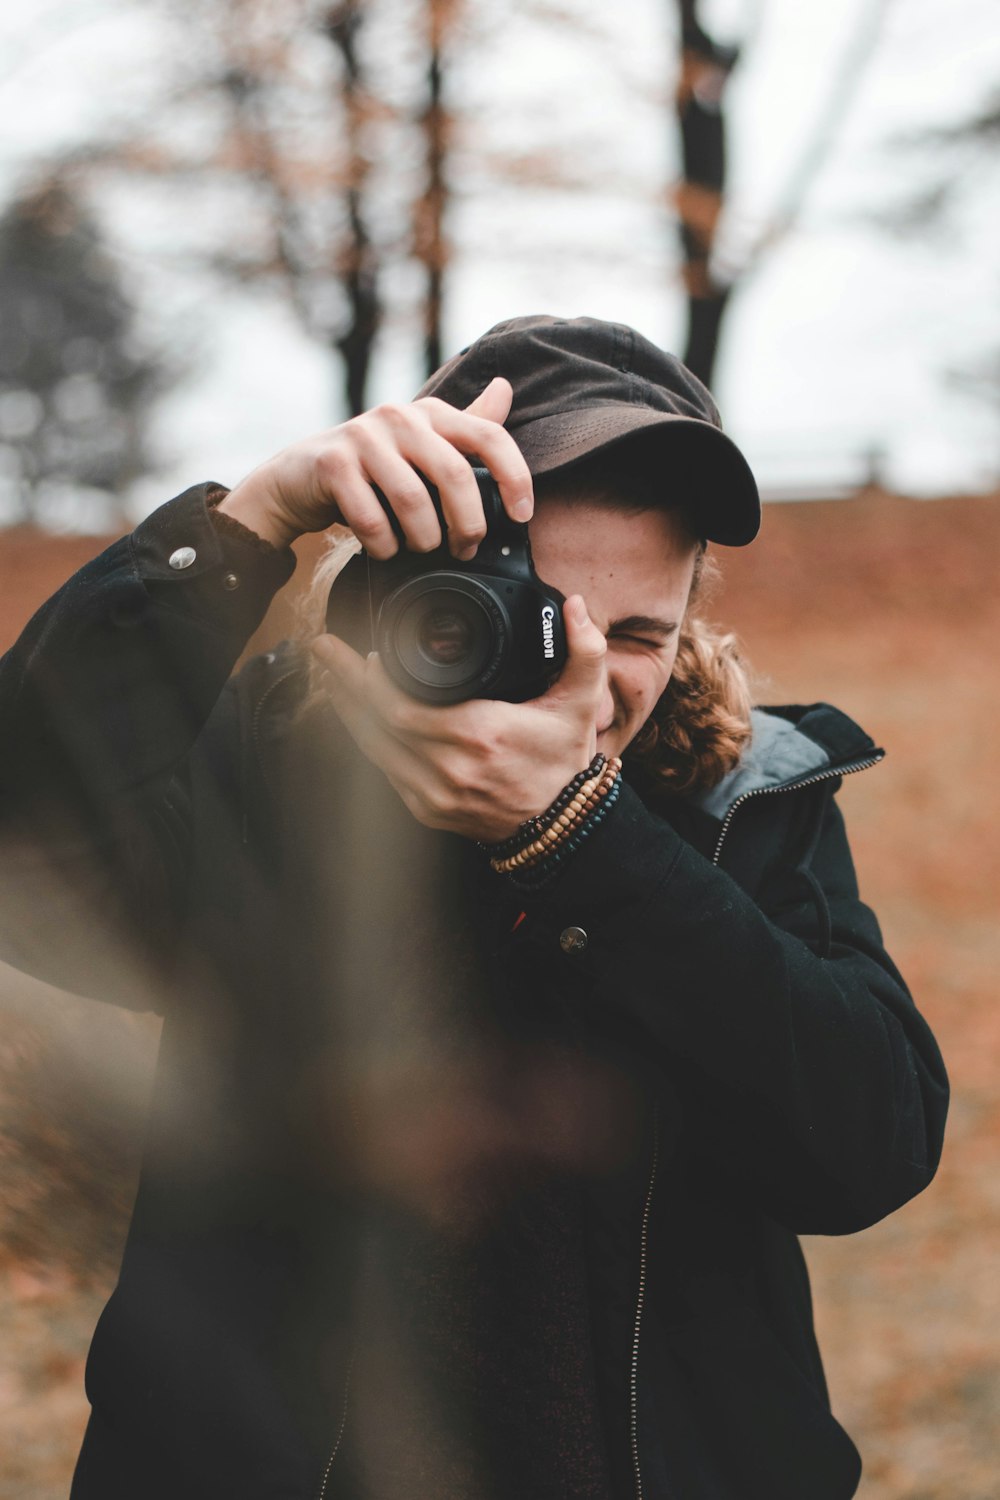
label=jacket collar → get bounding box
[691,703,884,824]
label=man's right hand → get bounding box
[216,377,533,558]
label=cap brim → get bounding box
[512,406,760,546]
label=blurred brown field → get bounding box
[0,488,998,1498]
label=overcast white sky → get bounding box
[1,0,998,526]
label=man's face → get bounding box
[528,496,700,760]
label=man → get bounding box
[0,316,947,1499]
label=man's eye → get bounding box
[616,635,665,651]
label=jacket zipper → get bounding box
[626,753,884,1492]
[710,754,885,867]
[315,1350,355,1500]
[313,1103,365,1498]
[629,1102,660,1500]
[250,667,301,780]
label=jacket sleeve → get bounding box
[521,782,949,1236]
[0,484,296,1005]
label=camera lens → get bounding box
[398,589,492,687]
[417,607,475,668]
[379,573,510,702]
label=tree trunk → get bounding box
[415,0,457,382]
[672,0,738,390]
[324,0,380,415]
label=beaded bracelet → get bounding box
[483,756,611,870]
[484,756,622,876]
[505,774,624,891]
[484,754,606,862]
[491,759,620,873]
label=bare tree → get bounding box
[323,0,381,413]
[671,0,739,389]
[670,0,897,392]
[34,0,480,413]
[47,0,393,416]
[0,176,171,524]
[412,0,461,379]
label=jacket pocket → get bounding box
[646,1281,861,1500]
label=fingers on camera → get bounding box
[348,399,531,557]
[369,427,485,559]
[412,438,487,557]
[422,401,534,528]
[362,449,440,554]
[315,446,399,559]
[465,421,534,524]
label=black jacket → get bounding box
[0,486,948,1500]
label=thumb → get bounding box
[463,375,514,424]
[310,630,365,692]
[551,595,607,706]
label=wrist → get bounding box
[481,754,623,883]
[217,481,299,550]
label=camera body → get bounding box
[325,467,567,705]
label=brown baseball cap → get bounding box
[416,313,760,546]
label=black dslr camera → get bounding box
[325,467,567,705]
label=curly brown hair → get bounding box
[626,590,753,799]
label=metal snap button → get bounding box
[559,925,588,955]
[221,572,240,591]
[168,546,197,570]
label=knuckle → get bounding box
[391,480,428,513]
[350,509,382,536]
[449,521,487,548]
[470,414,509,445]
[316,443,353,481]
[471,420,527,465]
[414,395,447,417]
[338,414,365,441]
[372,401,411,429]
[439,452,474,485]
[350,511,387,545]
[442,757,473,797]
[420,783,451,823]
[456,723,496,771]
[426,781,449,814]
[384,696,416,733]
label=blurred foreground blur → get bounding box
[1,487,998,1499]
